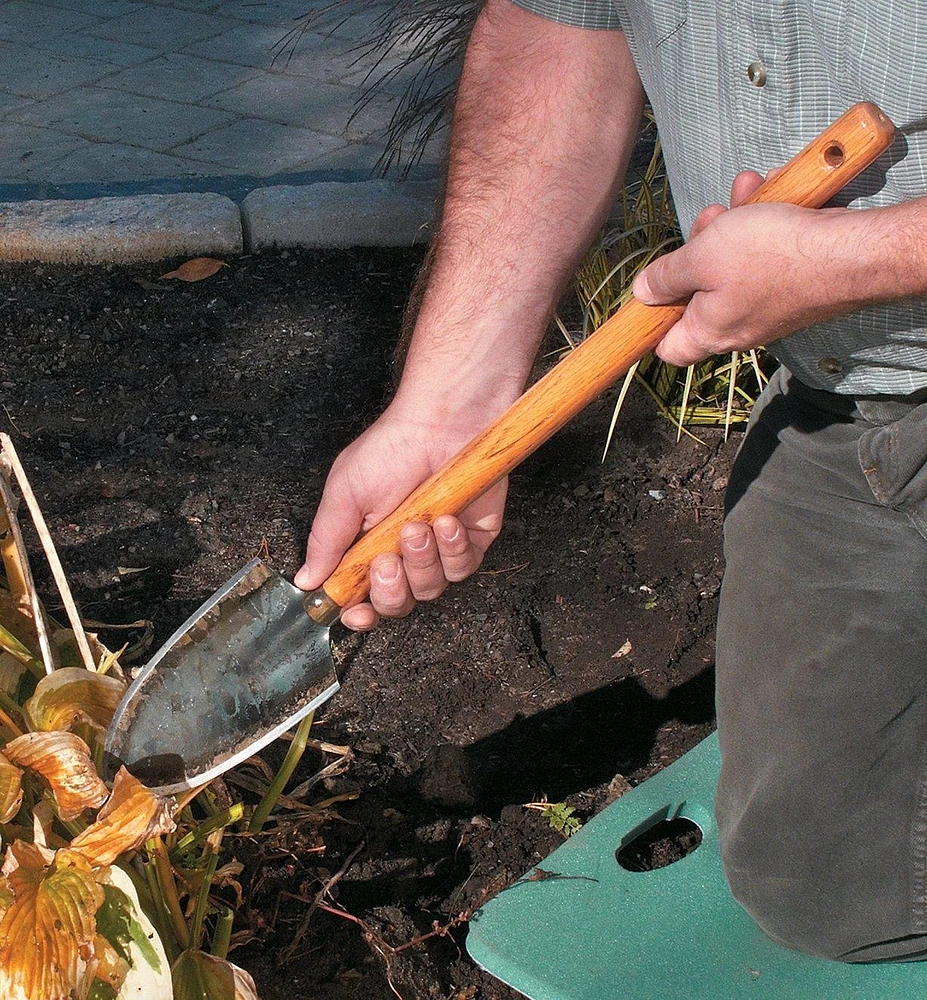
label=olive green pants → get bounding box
[716,367,927,962]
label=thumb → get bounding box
[294,472,366,591]
[632,245,695,306]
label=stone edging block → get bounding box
[241,179,437,250]
[0,193,243,263]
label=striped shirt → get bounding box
[514,0,927,395]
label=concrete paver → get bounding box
[242,179,435,249]
[0,192,242,261]
[171,118,348,175]
[99,53,263,103]
[0,0,450,258]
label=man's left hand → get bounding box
[632,170,861,366]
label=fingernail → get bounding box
[294,565,311,589]
[633,272,653,303]
[435,519,461,543]
[403,529,429,552]
[374,556,401,583]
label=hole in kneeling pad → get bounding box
[616,816,702,872]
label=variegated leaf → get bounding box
[25,667,126,735]
[71,769,175,868]
[4,732,108,821]
[100,866,172,999]
[0,844,103,1000]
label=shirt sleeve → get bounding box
[511,0,622,30]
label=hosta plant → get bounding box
[0,434,264,1000]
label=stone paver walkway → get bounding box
[0,0,447,202]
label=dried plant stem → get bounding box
[0,434,96,672]
[280,838,366,965]
[0,704,22,739]
[0,514,27,605]
[0,622,48,680]
[0,461,56,675]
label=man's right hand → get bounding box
[294,0,644,631]
[293,402,508,631]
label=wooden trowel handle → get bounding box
[311,101,895,619]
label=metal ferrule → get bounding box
[304,588,342,626]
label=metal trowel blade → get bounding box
[104,558,339,794]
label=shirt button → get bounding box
[817,357,843,375]
[746,60,767,87]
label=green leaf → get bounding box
[88,980,118,1000]
[97,884,161,973]
[541,802,582,838]
[172,950,259,1000]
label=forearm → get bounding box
[808,196,927,316]
[392,0,644,424]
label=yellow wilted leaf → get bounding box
[0,589,39,658]
[0,754,23,824]
[171,949,259,1000]
[4,732,107,821]
[71,768,175,867]
[160,257,226,282]
[0,844,103,1000]
[25,667,126,735]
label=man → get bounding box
[294,0,927,962]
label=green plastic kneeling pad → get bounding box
[467,733,927,999]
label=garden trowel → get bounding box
[106,102,896,794]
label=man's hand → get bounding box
[292,0,644,631]
[633,170,868,366]
[294,403,507,631]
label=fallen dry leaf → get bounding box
[159,257,226,282]
[4,732,108,821]
[70,768,175,867]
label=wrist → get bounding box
[813,201,927,313]
[389,364,525,434]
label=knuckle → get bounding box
[443,553,482,583]
[372,593,414,618]
[411,583,446,602]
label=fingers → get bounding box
[688,202,727,239]
[653,315,711,367]
[730,169,765,207]
[363,514,488,616]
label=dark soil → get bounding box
[0,247,736,999]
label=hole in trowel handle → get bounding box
[823,142,845,167]
[616,811,702,872]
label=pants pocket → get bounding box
[858,401,927,541]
